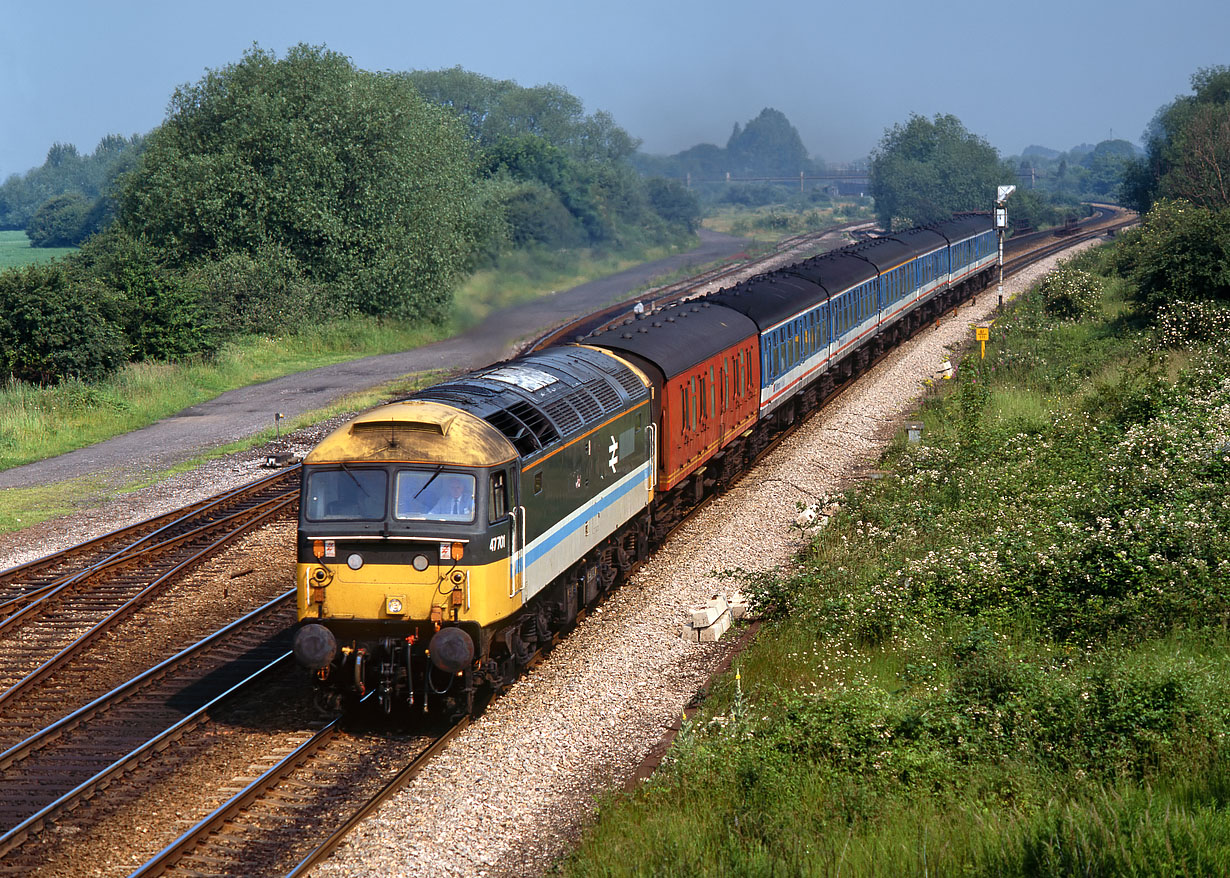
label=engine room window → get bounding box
[534,471,543,494]
[394,470,477,522]
[305,468,388,521]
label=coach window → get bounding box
[490,471,508,523]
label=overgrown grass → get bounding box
[0,230,75,268]
[452,239,695,328]
[703,200,875,242]
[563,247,1230,875]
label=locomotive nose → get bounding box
[293,623,338,670]
[428,626,474,674]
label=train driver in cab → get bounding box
[429,476,475,520]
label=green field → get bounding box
[0,230,76,269]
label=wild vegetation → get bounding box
[562,68,1230,874]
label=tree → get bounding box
[1111,199,1230,310]
[869,113,1002,230]
[645,178,701,232]
[1160,103,1230,207]
[0,135,141,231]
[1122,66,1230,211]
[1081,140,1137,200]
[71,229,221,361]
[27,193,93,246]
[726,108,810,177]
[118,44,482,321]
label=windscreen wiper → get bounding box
[413,465,444,499]
[339,461,370,496]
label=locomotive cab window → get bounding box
[305,467,388,521]
[394,470,477,523]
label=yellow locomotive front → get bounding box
[293,400,521,715]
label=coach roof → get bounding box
[584,299,757,379]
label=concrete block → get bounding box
[698,611,732,642]
[691,605,721,627]
[706,594,729,615]
[679,624,700,642]
[729,596,751,620]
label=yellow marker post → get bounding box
[976,325,990,359]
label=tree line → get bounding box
[0,46,701,386]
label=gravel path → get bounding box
[308,242,1103,878]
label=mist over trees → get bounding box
[1013,139,1140,205]
[406,67,697,248]
[634,108,820,181]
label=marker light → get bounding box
[450,542,465,561]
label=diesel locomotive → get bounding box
[292,213,998,715]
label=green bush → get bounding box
[1037,264,1104,320]
[0,263,126,383]
[1112,199,1230,310]
[188,242,333,336]
[26,193,96,247]
[72,230,220,362]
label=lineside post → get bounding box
[995,185,1016,310]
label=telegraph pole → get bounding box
[995,185,1016,309]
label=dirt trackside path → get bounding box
[0,230,748,492]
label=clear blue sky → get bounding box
[1,0,1226,178]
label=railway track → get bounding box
[0,468,299,726]
[131,717,467,877]
[0,591,296,862]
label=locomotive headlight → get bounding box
[412,554,430,572]
[386,596,405,615]
[347,553,364,570]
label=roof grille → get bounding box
[484,400,559,456]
